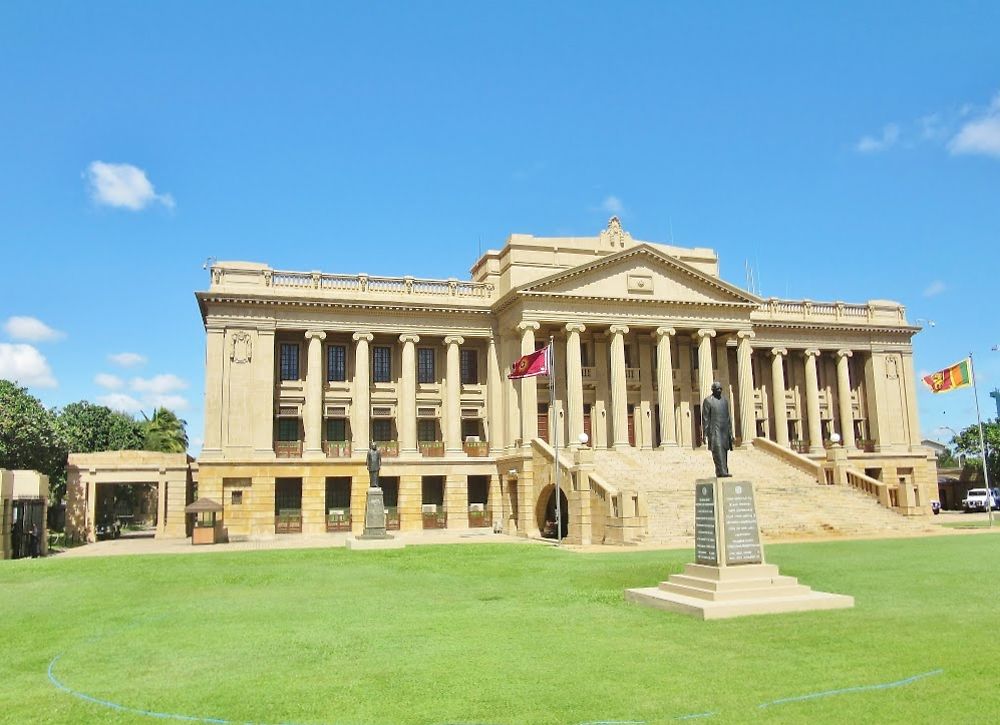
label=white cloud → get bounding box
[3,316,65,342]
[85,161,175,211]
[94,373,124,389]
[0,343,57,388]
[145,394,190,410]
[948,93,1000,158]
[923,280,947,298]
[600,195,625,214]
[856,123,900,153]
[109,352,147,367]
[97,393,144,413]
[130,373,188,394]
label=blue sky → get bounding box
[1,1,999,451]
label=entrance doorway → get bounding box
[538,486,569,539]
[275,478,302,533]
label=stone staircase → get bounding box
[593,447,937,546]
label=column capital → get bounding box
[565,323,586,334]
[805,348,821,358]
[695,328,717,340]
[771,347,788,357]
[516,321,540,333]
[736,330,756,341]
[608,324,630,335]
[837,349,854,359]
[305,329,327,341]
[443,335,465,346]
[399,334,420,344]
[352,331,373,343]
[653,326,676,339]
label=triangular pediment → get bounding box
[518,245,759,306]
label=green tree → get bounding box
[951,419,1000,485]
[142,407,189,453]
[0,380,66,495]
[56,401,146,453]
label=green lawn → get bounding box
[2,533,998,725]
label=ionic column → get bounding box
[836,350,856,450]
[399,334,420,456]
[304,329,327,458]
[653,327,677,447]
[609,324,630,450]
[565,323,586,446]
[517,322,540,447]
[352,332,373,451]
[736,331,756,447]
[770,348,789,447]
[444,335,464,454]
[696,329,716,405]
[804,349,823,454]
[696,329,716,448]
[487,333,504,454]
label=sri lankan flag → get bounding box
[922,358,972,393]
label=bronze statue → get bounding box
[702,381,733,477]
[366,442,382,487]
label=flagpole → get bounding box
[550,335,562,545]
[969,353,994,528]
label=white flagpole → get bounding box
[550,336,561,545]
[969,353,993,528]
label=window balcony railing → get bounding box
[857,438,877,453]
[421,505,447,529]
[790,440,810,455]
[419,441,445,458]
[274,441,302,458]
[375,441,399,457]
[385,507,400,531]
[468,507,491,528]
[625,368,640,382]
[324,441,351,458]
[326,510,351,532]
[463,440,490,457]
[275,509,302,533]
[581,366,595,381]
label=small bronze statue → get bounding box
[366,442,382,488]
[702,381,733,478]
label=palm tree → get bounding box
[142,408,189,453]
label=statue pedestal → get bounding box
[625,478,853,619]
[345,487,404,550]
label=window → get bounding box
[373,346,392,382]
[327,344,346,382]
[461,419,480,440]
[418,348,435,384]
[460,349,478,384]
[624,344,634,368]
[418,419,437,442]
[372,419,392,442]
[276,418,299,441]
[280,343,299,380]
[231,491,243,506]
[326,418,347,442]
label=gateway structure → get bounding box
[68,218,935,544]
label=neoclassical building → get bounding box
[178,218,933,543]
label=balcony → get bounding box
[463,440,490,457]
[375,441,399,457]
[418,441,445,458]
[274,441,302,458]
[625,368,640,385]
[323,441,351,458]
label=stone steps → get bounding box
[593,447,935,544]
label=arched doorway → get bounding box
[536,484,569,539]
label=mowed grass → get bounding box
[1,534,998,725]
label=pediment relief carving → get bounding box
[519,246,758,306]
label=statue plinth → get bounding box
[360,486,392,539]
[626,478,853,619]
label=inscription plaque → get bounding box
[722,481,762,565]
[694,481,717,565]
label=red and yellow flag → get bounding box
[508,345,551,379]
[922,358,972,394]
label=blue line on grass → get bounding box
[757,668,944,709]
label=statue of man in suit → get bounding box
[366,442,382,488]
[702,381,733,478]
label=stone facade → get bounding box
[188,218,934,541]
